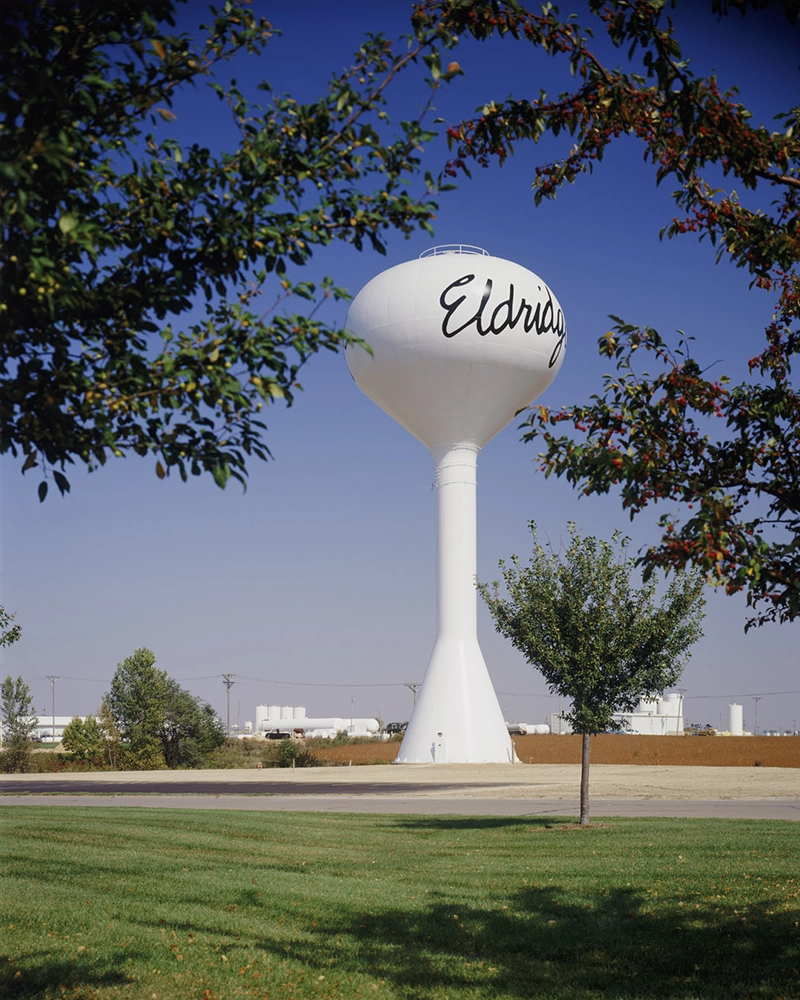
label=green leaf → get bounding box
[53,471,71,495]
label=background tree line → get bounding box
[62,647,226,769]
[1,640,225,772]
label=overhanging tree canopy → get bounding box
[419,0,800,627]
[0,606,21,649]
[0,0,460,499]
[5,0,798,630]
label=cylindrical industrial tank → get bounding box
[530,724,551,735]
[280,706,292,720]
[729,703,744,736]
[665,693,681,714]
[268,705,280,722]
[254,705,268,731]
[294,706,306,720]
[346,247,566,764]
[263,717,380,735]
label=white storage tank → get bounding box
[729,703,744,736]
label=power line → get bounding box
[23,672,800,701]
[232,675,413,688]
[499,688,800,701]
[688,690,800,699]
[173,674,228,682]
[497,690,559,699]
[34,675,107,684]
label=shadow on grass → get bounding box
[391,815,583,831]
[0,952,133,999]
[274,884,800,998]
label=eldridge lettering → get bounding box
[439,273,567,367]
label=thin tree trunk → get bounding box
[580,732,591,826]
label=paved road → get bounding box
[2,767,798,820]
[1,778,470,796]
[0,768,484,797]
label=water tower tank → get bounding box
[346,246,566,763]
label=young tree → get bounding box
[61,715,106,765]
[159,679,226,768]
[1,1,460,499]
[0,675,37,773]
[107,647,168,768]
[416,0,800,628]
[97,698,122,770]
[106,649,225,768]
[478,523,705,825]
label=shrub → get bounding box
[274,739,319,768]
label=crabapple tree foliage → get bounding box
[0,0,460,499]
[424,0,800,628]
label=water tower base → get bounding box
[394,636,517,764]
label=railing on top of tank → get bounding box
[419,244,489,258]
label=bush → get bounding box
[201,738,268,769]
[117,747,167,771]
[61,716,105,764]
[0,744,31,774]
[273,739,319,769]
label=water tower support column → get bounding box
[396,444,515,763]
[437,445,479,639]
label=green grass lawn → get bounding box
[1,808,798,999]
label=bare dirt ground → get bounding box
[313,734,800,769]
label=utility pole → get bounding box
[676,688,687,735]
[403,682,420,706]
[46,675,58,744]
[222,674,236,737]
[753,696,762,736]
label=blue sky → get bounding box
[2,1,798,736]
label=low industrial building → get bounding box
[549,692,685,735]
[253,705,380,739]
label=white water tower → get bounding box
[346,246,566,763]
